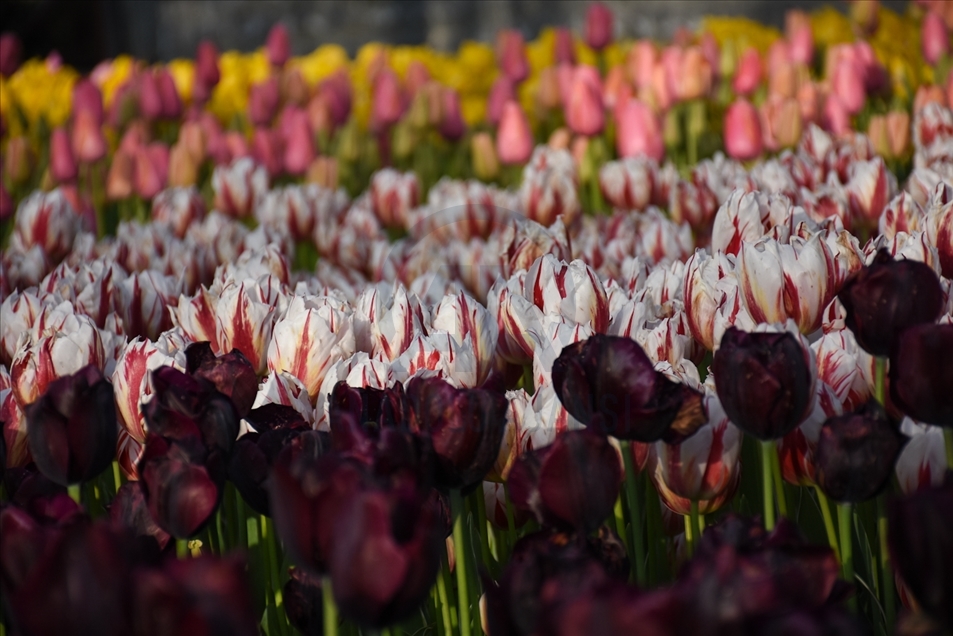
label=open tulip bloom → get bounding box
[5,3,953,635]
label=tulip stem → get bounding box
[176,539,189,559]
[262,515,285,632]
[838,503,856,611]
[111,460,122,494]
[944,428,953,470]
[874,357,886,406]
[770,447,787,519]
[877,495,895,629]
[521,364,534,395]
[450,490,473,636]
[622,442,647,585]
[470,490,495,575]
[613,496,629,556]
[68,483,82,506]
[436,557,454,636]
[503,484,518,556]
[323,577,338,636]
[687,500,700,556]
[760,440,776,530]
[814,486,840,561]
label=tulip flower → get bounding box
[922,11,950,65]
[487,76,516,126]
[185,342,259,418]
[615,99,664,161]
[4,136,34,186]
[281,108,315,176]
[496,100,533,165]
[71,109,108,164]
[497,29,530,84]
[0,32,22,77]
[566,65,605,136]
[554,27,576,65]
[405,375,507,491]
[110,482,171,550]
[889,323,953,427]
[431,291,500,386]
[585,4,614,50]
[894,420,946,494]
[112,337,183,453]
[192,40,220,104]
[13,189,81,263]
[837,249,944,356]
[712,325,816,440]
[266,23,291,67]
[552,334,706,442]
[733,48,763,96]
[599,156,655,209]
[49,128,78,183]
[847,157,895,229]
[155,68,182,119]
[888,480,953,631]
[371,68,404,130]
[724,99,763,161]
[509,429,623,533]
[284,568,325,636]
[212,157,269,218]
[369,168,419,229]
[24,365,117,487]
[138,71,163,120]
[248,77,279,127]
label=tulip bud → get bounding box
[554,27,576,65]
[0,32,22,77]
[193,40,221,102]
[133,146,165,200]
[470,132,500,181]
[369,168,419,229]
[497,29,530,84]
[724,99,763,161]
[894,420,946,495]
[487,76,515,126]
[585,2,614,51]
[156,68,182,119]
[49,127,78,184]
[868,114,890,157]
[248,77,280,127]
[889,323,953,426]
[439,88,466,141]
[71,110,107,164]
[13,189,81,263]
[831,57,866,115]
[886,110,910,157]
[281,108,315,176]
[566,67,605,137]
[496,101,533,165]
[25,365,117,486]
[266,23,291,67]
[4,136,34,186]
[212,157,269,218]
[712,325,816,440]
[922,11,950,65]
[814,400,905,503]
[106,149,135,201]
[371,68,404,131]
[733,48,763,96]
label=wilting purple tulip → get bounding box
[50,127,78,183]
[814,400,905,503]
[837,249,944,356]
[109,482,171,551]
[585,2,614,51]
[25,365,117,486]
[266,23,291,67]
[284,567,324,635]
[406,375,507,491]
[551,334,706,442]
[509,429,622,533]
[0,32,22,77]
[888,479,953,631]
[889,323,953,427]
[712,326,815,440]
[185,342,259,418]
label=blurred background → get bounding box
[5,0,907,71]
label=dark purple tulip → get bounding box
[110,482,171,551]
[228,403,309,516]
[0,504,53,594]
[508,428,622,533]
[405,376,507,491]
[25,364,118,486]
[132,555,259,636]
[552,335,706,443]
[6,465,84,525]
[837,249,943,356]
[328,485,443,629]
[888,478,953,631]
[544,582,684,636]
[284,567,324,636]
[889,323,953,427]
[814,400,905,503]
[186,342,259,417]
[712,327,814,440]
[0,32,22,77]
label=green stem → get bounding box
[683,511,695,557]
[521,364,534,395]
[944,428,953,471]
[770,446,788,519]
[689,500,701,555]
[111,461,122,495]
[451,490,473,636]
[441,553,459,631]
[503,484,517,556]
[262,516,285,635]
[436,558,454,636]
[68,483,82,506]
[838,503,856,611]
[613,496,629,557]
[761,440,776,530]
[878,496,896,629]
[323,577,338,636]
[471,490,495,577]
[814,486,840,561]
[622,442,647,585]
[874,357,886,406]
[176,539,189,560]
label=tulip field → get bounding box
[2,1,953,634]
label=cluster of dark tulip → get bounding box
[2,249,952,636]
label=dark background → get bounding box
[3,0,909,71]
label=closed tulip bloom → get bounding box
[13,189,81,263]
[281,108,314,176]
[496,101,533,165]
[497,29,530,84]
[212,157,269,218]
[133,145,165,200]
[49,128,77,183]
[113,337,184,449]
[815,400,905,503]
[487,76,515,126]
[831,57,866,115]
[724,99,763,161]
[248,77,279,127]
[894,420,946,494]
[761,96,803,151]
[712,325,816,440]
[789,23,814,65]
[192,40,220,104]
[266,23,291,67]
[509,429,622,533]
[922,11,950,65]
[155,68,182,119]
[733,48,763,96]
[25,365,117,486]
[72,79,104,124]
[4,136,34,186]
[554,27,576,65]
[71,110,107,164]
[371,68,404,130]
[837,249,943,356]
[186,342,260,418]
[886,110,910,157]
[431,292,499,386]
[585,2,614,50]
[616,99,664,161]
[889,323,953,427]
[138,71,163,120]
[216,276,284,375]
[0,32,23,77]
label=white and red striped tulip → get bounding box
[525,254,609,332]
[847,156,896,231]
[431,291,499,386]
[215,275,285,374]
[252,370,315,426]
[0,289,56,366]
[811,329,874,412]
[518,146,580,228]
[599,157,656,211]
[370,168,420,229]
[151,187,206,238]
[114,270,183,341]
[711,189,770,256]
[12,189,82,263]
[353,282,429,362]
[212,157,269,218]
[112,336,184,449]
[894,419,947,495]
[488,272,545,366]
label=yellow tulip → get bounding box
[167,58,195,104]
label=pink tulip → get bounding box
[565,65,605,136]
[192,40,220,104]
[371,68,404,130]
[319,71,352,127]
[831,54,866,114]
[106,149,135,200]
[266,23,291,67]
[615,99,663,161]
[252,127,284,178]
[225,131,251,161]
[439,88,466,141]
[723,99,763,160]
[496,101,533,165]
[248,77,280,126]
[554,27,576,65]
[537,66,562,110]
[50,128,78,183]
[556,62,575,109]
[585,2,614,51]
[73,115,108,166]
[134,145,165,200]
[487,75,515,125]
[0,32,22,77]
[789,24,814,65]
[0,183,12,221]
[155,68,182,119]
[138,71,163,120]
[497,30,530,84]
[280,108,314,176]
[629,40,657,90]
[733,48,763,96]
[922,11,951,65]
[823,95,852,138]
[72,79,104,125]
[404,60,431,98]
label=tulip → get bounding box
[110,482,171,550]
[192,40,220,104]
[186,342,259,418]
[922,11,951,65]
[106,149,135,200]
[585,2,614,51]
[0,32,22,77]
[889,323,953,426]
[215,276,284,375]
[487,76,515,126]
[280,108,315,176]
[733,48,763,96]
[0,289,51,366]
[554,27,576,65]
[71,110,108,164]
[496,101,533,165]
[371,68,404,130]
[284,568,325,636]
[712,325,816,440]
[847,157,895,228]
[138,71,163,120]
[724,99,763,161]
[369,168,419,229]
[406,375,508,490]
[248,77,279,127]
[49,127,78,184]
[266,23,291,67]
[509,429,622,532]
[212,157,269,218]
[615,99,664,161]
[888,480,953,632]
[72,79,104,124]
[13,189,81,263]
[599,156,655,209]
[831,57,866,115]
[789,24,814,66]
[112,337,183,453]
[431,292,499,386]
[155,68,182,119]
[133,145,164,200]
[497,29,529,84]
[439,88,466,141]
[25,365,117,487]
[3,136,33,186]
[761,96,803,151]
[551,334,706,442]
[894,420,946,494]
[0,183,12,221]
[837,249,944,356]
